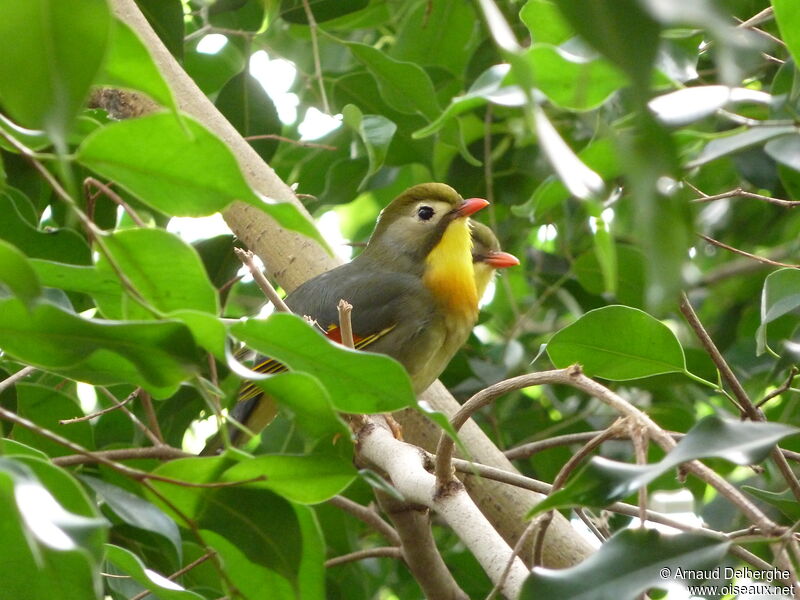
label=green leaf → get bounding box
[0,239,41,307]
[0,0,112,144]
[232,313,416,413]
[215,71,281,162]
[76,112,258,217]
[534,105,605,200]
[573,245,646,308]
[342,104,397,187]
[100,19,177,111]
[147,457,303,582]
[345,41,441,120]
[0,459,106,600]
[80,476,182,558]
[688,125,797,168]
[547,305,686,380]
[104,544,204,600]
[30,260,122,318]
[527,45,626,111]
[551,0,660,94]
[649,86,773,127]
[98,228,219,317]
[280,0,368,24]
[251,372,349,441]
[520,529,729,600]
[756,268,800,356]
[414,64,521,138]
[221,454,357,504]
[0,194,91,265]
[13,384,94,458]
[390,0,479,76]
[743,485,800,522]
[531,416,798,515]
[765,133,800,172]
[520,0,573,45]
[0,297,199,395]
[773,0,800,68]
[136,0,184,60]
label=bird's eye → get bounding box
[417,206,435,221]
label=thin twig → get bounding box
[59,388,139,424]
[0,366,37,394]
[532,422,625,565]
[139,391,165,444]
[698,234,800,269]
[0,404,261,488]
[301,0,330,114]
[757,367,799,408]
[337,299,355,348]
[325,547,402,567]
[328,495,400,545]
[97,387,162,447]
[83,177,147,227]
[680,293,800,503]
[234,247,291,312]
[244,134,336,151]
[53,446,190,466]
[687,183,800,208]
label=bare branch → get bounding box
[325,547,403,568]
[234,247,291,313]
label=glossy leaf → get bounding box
[520,0,573,45]
[0,297,199,394]
[765,133,800,172]
[0,458,107,600]
[104,544,203,600]
[221,454,357,504]
[80,476,182,558]
[772,0,800,68]
[573,245,646,308]
[649,86,773,127]
[756,268,800,356]
[0,194,91,265]
[147,458,303,581]
[232,313,416,413]
[77,113,258,216]
[30,260,122,318]
[101,19,176,110]
[342,104,397,186]
[535,105,605,200]
[280,0,368,24]
[0,0,112,143]
[346,41,440,119]
[547,305,686,380]
[251,372,349,441]
[688,125,797,168]
[551,0,660,92]
[743,485,800,522]
[215,71,281,162]
[521,529,729,600]
[0,238,41,307]
[531,415,798,515]
[98,228,219,317]
[527,45,626,111]
[13,384,94,458]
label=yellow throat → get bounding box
[423,219,478,320]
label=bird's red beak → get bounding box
[456,197,489,217]
[484,251,520,268]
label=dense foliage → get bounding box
[0,0,799,598]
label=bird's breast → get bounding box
[422,219,479,322]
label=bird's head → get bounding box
[470,221,520,298]
[365,183,488,269]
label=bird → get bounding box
[204,183,518,453]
